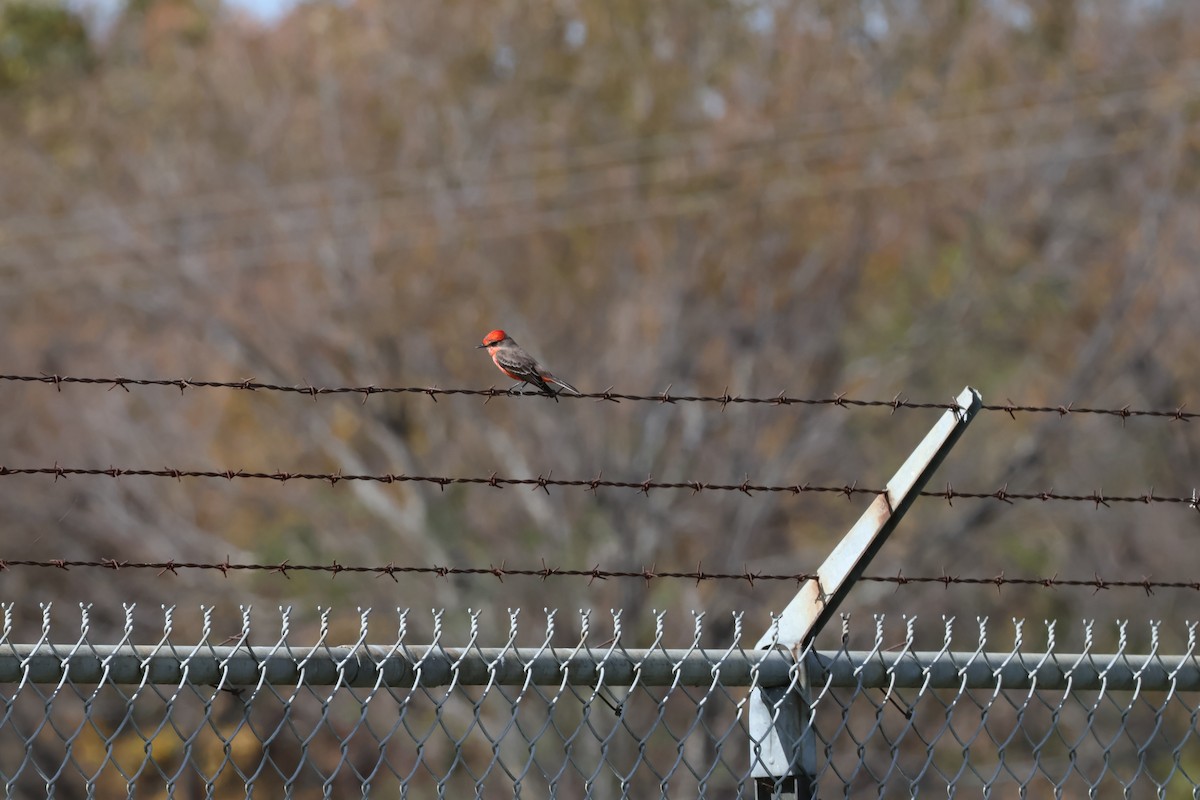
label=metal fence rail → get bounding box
[1,605,1198,798]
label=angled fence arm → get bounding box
[749,386,983,799]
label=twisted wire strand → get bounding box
[0,373,1193,422]
[0,558,1189,593]
[2,464,1198,509]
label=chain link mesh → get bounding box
[811,616,1200,796]
[0,604,1197,797]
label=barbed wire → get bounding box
[1,373,1194,422]
[2,464,1198,510]
[0,558,1191,593]
[0,465,875,496]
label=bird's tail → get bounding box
[544,374,581,396]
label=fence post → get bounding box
[748,387,983,797]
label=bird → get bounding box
[477,329,581,399]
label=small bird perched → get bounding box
[477,329,581,398]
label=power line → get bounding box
[1,373,1194,423]
[2,59,1189,241]
[2,110,1162,261]
[0,128,1156,300]
[0,65,1184,281]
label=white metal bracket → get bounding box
[749,386,983,795]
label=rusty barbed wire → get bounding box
[0,558,1192,592]
[1,464,1198,509]
[0,373,1195,422]
[0,465,873,497]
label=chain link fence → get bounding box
[0,604,1197,798]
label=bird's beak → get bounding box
[476,343,488,349]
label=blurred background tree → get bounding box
[0,0,92,89]
[0,0,1197,643]
[2,1,1199,794]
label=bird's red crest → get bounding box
[481,329,508,346]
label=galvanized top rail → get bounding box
[1,605,1195,691]
[4,644,1197,691]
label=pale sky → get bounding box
[74,0,300,27]
[227,0,298,21]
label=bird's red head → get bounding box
[479,329,509,348]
